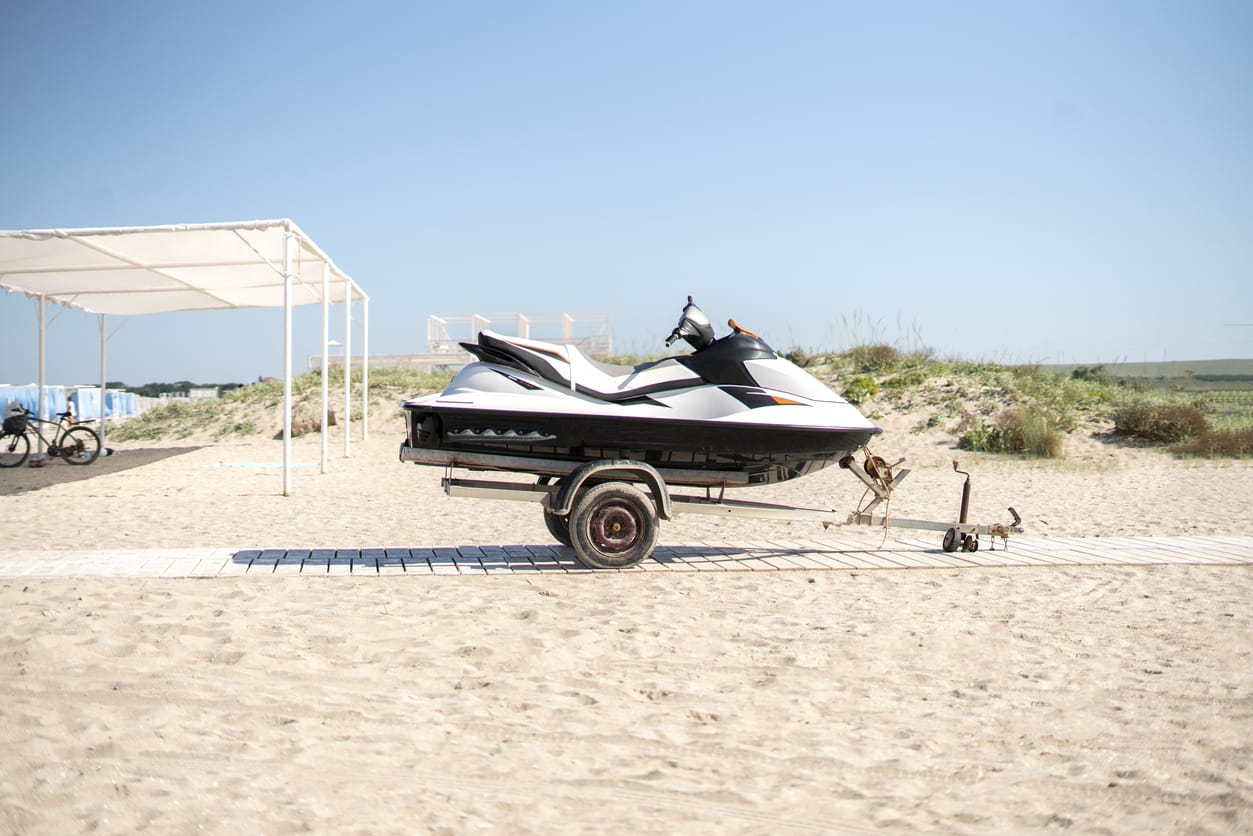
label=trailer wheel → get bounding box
[964,534,979,553]
[536,476,574,546]
[942,527,959,553]
[542,509,573,547]
[569,482,658,569]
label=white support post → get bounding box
[427,315,441,353]
[320,262,330,474]
[343,288,352,458]
[99,314,107,452]
[361,295,369,441]
[517,313,529,339]
[282,230,294,496]
[37,296,46,457]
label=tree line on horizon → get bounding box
[107,380,247,398]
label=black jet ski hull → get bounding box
[405,404,880,486]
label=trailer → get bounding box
[399,444,1023,570]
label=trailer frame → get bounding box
[400,443,1024,569]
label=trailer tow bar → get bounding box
[839,451,1023,551]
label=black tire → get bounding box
[942,527,959,553]
[543,509,573,547]
[538,477,573,546]
[0,431,30,468]
[59,426,101,465]
[569,482,659,569]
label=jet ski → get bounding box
[400,297,881,487]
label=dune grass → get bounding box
[819,343,1247,460]
[109,368,454,442]
[1172,428,1253,458]
[957,407,1065,458]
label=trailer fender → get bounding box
[549,459,673,521]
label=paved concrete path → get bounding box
[2,535,1250,577]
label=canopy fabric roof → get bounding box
[0,219,369,496]
[0,219,365,314]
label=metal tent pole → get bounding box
[361,295,369,441]
[343,288,351,458]
[321,262,329,474]
[282,230,294,496]
[37,296,46,457]
[99,314,107,451]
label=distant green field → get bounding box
[1198,390,1253,430]
[1043,359,1253,394]
[1041,358,1253,380]
[1037,359,1253,430]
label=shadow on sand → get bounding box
[0,446,202,496]
[224,543,917,574]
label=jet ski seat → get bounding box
[471,331,701,402]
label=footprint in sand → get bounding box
[208,649,246,665]
[455,645,494,659]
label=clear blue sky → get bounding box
[2,0,1251,385]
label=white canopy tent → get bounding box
[0,219,369,495]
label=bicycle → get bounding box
[0,408,102,468]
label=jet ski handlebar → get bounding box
[666,296,716,351]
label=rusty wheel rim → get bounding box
[589,501,641,554]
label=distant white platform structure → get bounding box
[310,312,613,371]
[428,312,612,355]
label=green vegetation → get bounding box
[1172,428,1253,458]
[957,408,1064,458]
[810,345,1252,460]
[1192,390,1253,430]
[1112,401,1208,443]
[842,375,879,404]
[109,367,453,442]
[847,343,900,374]
[1043,359,1253,391]
[109,398,229,442]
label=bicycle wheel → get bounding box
[59,425,101,465]
[0,431,31,468]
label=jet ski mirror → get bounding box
[664,295,715,351]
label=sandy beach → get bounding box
[2,412,1251,833]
